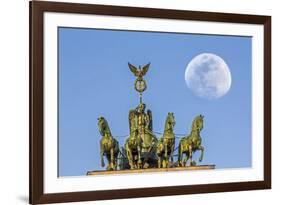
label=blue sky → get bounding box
[58,27,252,176]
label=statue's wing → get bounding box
[128,109,136,133]
[141,62,150,76]
[128,63,138,77]
[147,109,153,131]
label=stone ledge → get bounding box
[87,165,215,175]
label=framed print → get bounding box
[29,0,271,204]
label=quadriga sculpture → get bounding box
[156,112,176,168]
[98,117,119,170]
[178,115,205,167]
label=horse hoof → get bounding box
[190,161,196,166]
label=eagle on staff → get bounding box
[128,62,151,80]
[128,63,151,95]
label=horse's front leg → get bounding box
[114,153,118,170]
[183,153,189,167]
[137,144,142,169]
[109,148,114,170]
[164,143,168,168]
[126,147,134,169]
[199,145,204,162]
[170,143,174,164]
[100,146,105,168]
[177,143,183,167]
[158,154,162,168]
[189,145,193,166]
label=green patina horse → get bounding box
[156,112,176,168]
[178,115,204,167]
[98,117,119,170]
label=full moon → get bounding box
[185,53,231,100]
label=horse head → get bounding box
[98,116,110,136]
[165,112,176,131]
[192,114,204,132]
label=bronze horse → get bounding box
[98,117,119,170]
[178,115,204,167]
[156,112,176,168]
